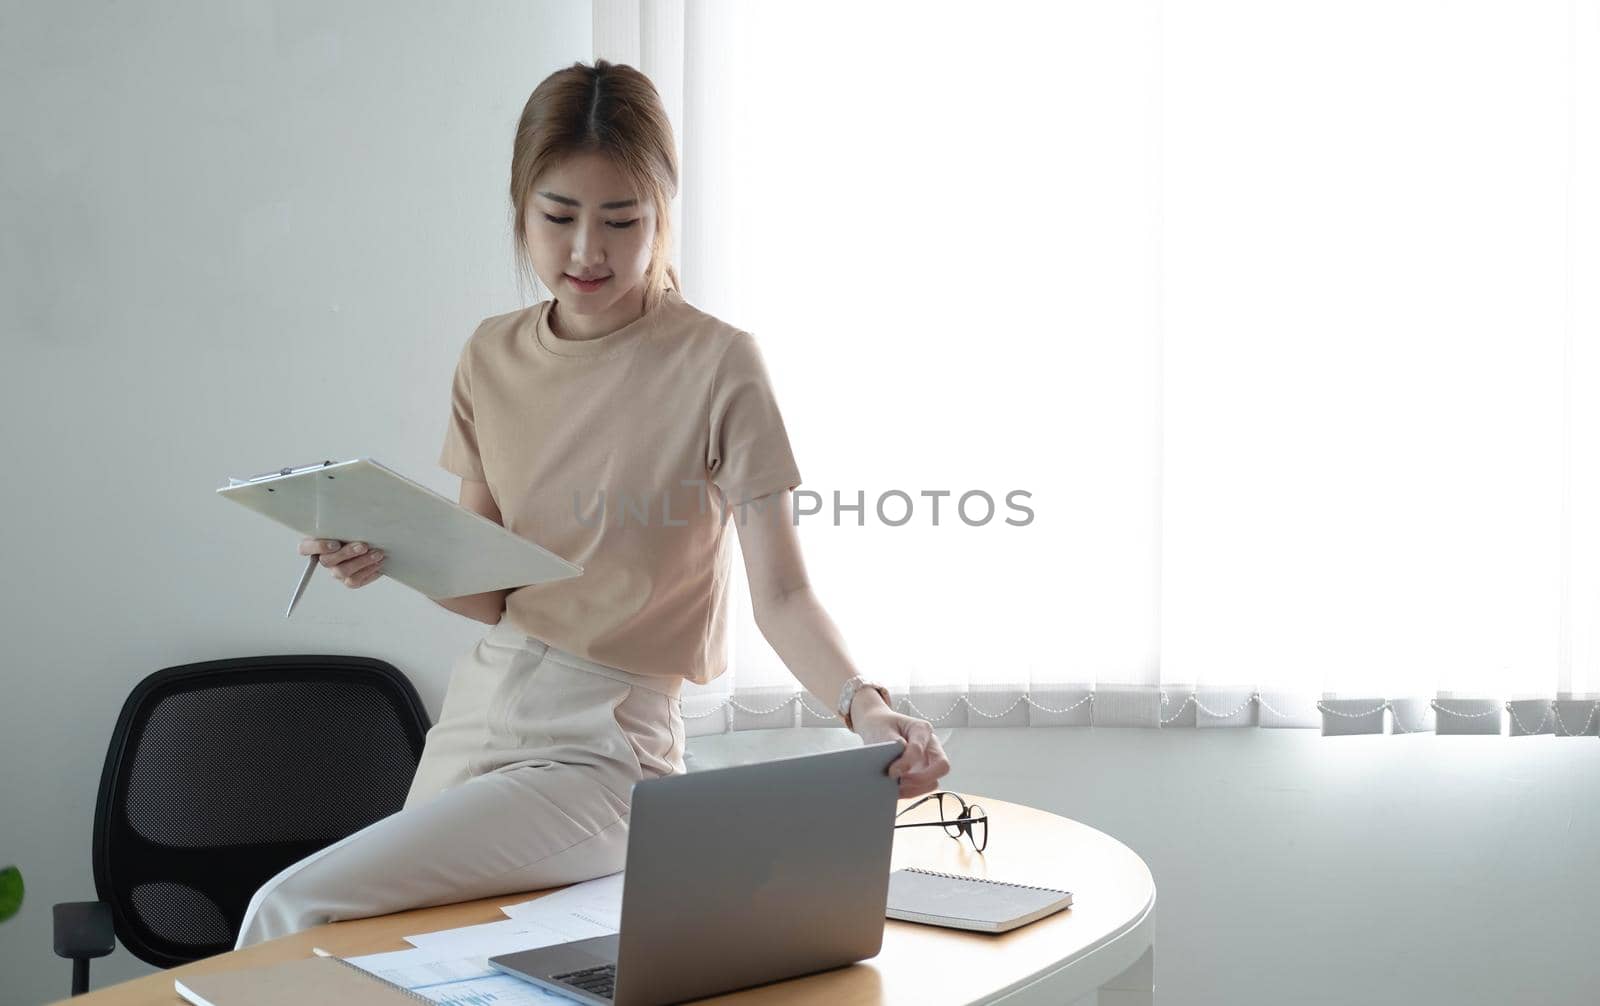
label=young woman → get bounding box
[234,59,949,948]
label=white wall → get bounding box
[5,4,1599,1006]
[0,2,586,1001]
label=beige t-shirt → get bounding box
[439,288,803,685]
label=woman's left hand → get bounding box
[852,706,951,799]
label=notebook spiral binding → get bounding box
[902,867,1070,895]
[328,955,435,1003]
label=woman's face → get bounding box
[525,151,657,329]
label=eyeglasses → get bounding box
[893,790,988,853]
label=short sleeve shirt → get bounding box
[439,289,802,685]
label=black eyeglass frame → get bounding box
[893,790,989,852]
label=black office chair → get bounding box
[52,655,431,996]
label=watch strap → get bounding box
[837,675,892,730]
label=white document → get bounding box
[501,871,626,931]
[341,939,573,1004]
[403,914,613,956]
[403,871,625,956]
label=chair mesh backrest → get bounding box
[92,657,430,967]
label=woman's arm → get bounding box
[731,490,884,723]
[733,490,950,797]
[431,478,511,625]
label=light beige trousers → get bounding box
[234,613,686,948]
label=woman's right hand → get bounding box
[300,538,387,589]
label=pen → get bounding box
[285,552,318,619]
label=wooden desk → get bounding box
[55,795,1155,1005]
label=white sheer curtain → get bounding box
[598,0,1600,737]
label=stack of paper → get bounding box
[336,871,627,1004]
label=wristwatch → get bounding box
[837,675,892,731]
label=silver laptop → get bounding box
[488,739,905,1005]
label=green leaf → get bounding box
[0,866,22,924]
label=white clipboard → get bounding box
[216,457,582,600]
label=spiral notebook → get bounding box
[175,955,429,1006]
[885,867,1074,934]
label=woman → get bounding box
[234,59,949,948]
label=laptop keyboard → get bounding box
[553,963,617,1000]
